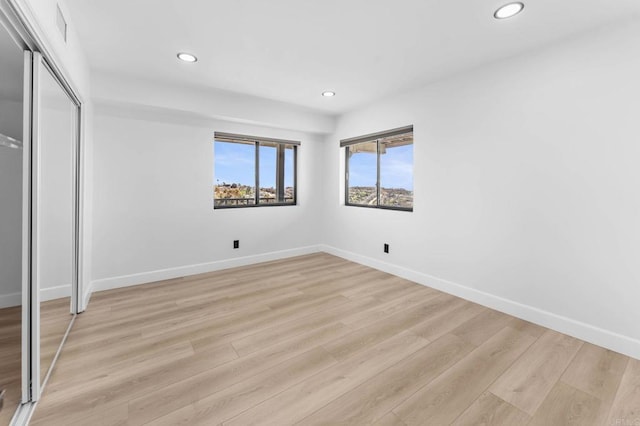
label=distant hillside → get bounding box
[348,186,413,208]
[214,183,294,205]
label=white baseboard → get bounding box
[319,244,640,360]
[81,284,92,313]
[0,291,21,309]
[89,245,322,294]
[1,285,70,308]
[83,243,640,360]
[40,284,71,302]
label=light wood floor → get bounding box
[40,297,73,384]
[0,298,73,426]
[0,306,21,426]
[31,253,640,425]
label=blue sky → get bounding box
[349,144,413,190]
[215,141,412,190]
[214,141,294,188]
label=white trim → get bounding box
[30,50,42,400]
[318,244,640,360]
[20,48,32,404]
[77,105,87,313]
[0,284,76,308]
[9,401,35,426]
[0,0,30,50]
[84,243,640,359]
[82,282,92,312]
[89,245,322,294]
[0,292,22,308]
[40,284,71,302]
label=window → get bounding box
[214,132,298,208]
[342,126,413,211]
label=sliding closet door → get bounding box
[21,49,32,405]
[0,18,27,421]
[31,52,79,398]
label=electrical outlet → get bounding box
[233,240,239,249]
[384,243,389,253]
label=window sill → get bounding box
[344,203,413,212]
[214,203,297,209]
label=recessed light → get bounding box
[177,52,198,63]
[322,91,336,97]
[494,2,524,19]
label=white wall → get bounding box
[92,72,335,135]
[0,86,23,309]
[0,139,22,308]
[38,84,75,302]
[0,99,23,140]
[321,19,640,359]
[90,104,326,289]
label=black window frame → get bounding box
[342,125,413,212]
[214,132,298,209]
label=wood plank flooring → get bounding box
[40,297,73,384]
[0,298,72,426]
[29,253,640,425]
[0,306,21,426]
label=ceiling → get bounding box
[65,0,640,114]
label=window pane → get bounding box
[380,133,413,209]
[347,141,378,206]
[213,134,298,209]
[259,143,277,204]
[284,145,295,203]
[214,141,256,207]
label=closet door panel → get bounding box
[21,48,32,404]
[31,52,79,398]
